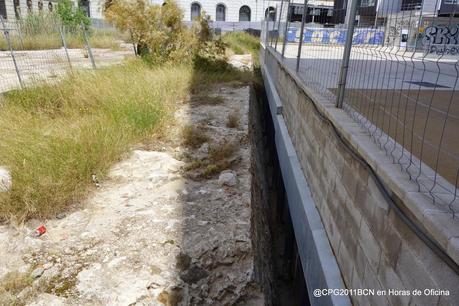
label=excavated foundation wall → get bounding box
[250,84,309,306]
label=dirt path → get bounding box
[0,55,263,305]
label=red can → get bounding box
[33,225,47,237]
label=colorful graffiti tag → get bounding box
[422,25,459,55]
[287,28,385,45]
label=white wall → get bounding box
[151,0,271,22]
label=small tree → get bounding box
[57,0,90,30]
[105,0,195,62]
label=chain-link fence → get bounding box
[0,16,135,93]
[263,0,459,214]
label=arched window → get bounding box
[48,2,53,11]
[14,0,20,18]
[38,0,43,11]
[191,2,201,20]
[265,7,276,21]
[216,4,225,21]
[27,0,32,13]
[239,5,251,22]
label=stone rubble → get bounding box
[0,56,263,305]
[0,167,11,192]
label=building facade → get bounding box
[151,0,275,22]
[0,0,104,20]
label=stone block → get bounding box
[341,163,359,200]
[362,264,390,306]
[358,220,381,273]
[353,245,367,282]
[337,242,354,287]
[377,218,402,268]
[377,256,410,306]
[350,266,371,306]
[395,243,440,306]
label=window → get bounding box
[265,7,276,21]
[27,0,33,13]
[48,2,53,12]
[79,0,90,17]
[191,2,201,20]
[0,0,6,19]
[360,0,376,6]
[38,0,44,10]
[14,0,20,18]
[216,4,226,21]
[239,5,251,21]
[444,0,458,4]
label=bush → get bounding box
[57,0,90,31]
[105,0,226,64]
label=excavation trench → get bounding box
[0,56,308,306]
[249,80,310,306]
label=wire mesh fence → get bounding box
[0,16,135,93]
[263,0,459,215]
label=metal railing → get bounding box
[263,0,459,215]
[0,16,135,93]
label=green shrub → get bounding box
[57,0,90,31]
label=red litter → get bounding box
[33,225,47,237]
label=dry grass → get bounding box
[0,36,256,222]
[0,30,124,51]
[222,32,259,55]
[0,60,192,221]
[209,141,238,162]
[226,110,240,129]
[190,93,224,105]
[0,271,33,305]
[181,124,209,149]
[184,140,239,179]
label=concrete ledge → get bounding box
[264,64,351,306]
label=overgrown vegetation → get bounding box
[0,0,257,222]
[222,32,260,58]
[0,271,33,305]
[226,110,240,128]
[0,10,122,51]
[181,124,209,149]
[105,0,227,66]
[57,0,91,30]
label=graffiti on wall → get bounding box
[286,28,384,45]
[422,25,459,55]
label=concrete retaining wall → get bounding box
[261,46,459,306]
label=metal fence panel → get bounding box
[263,0,459,214]
[0,17,135,94]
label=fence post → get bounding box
[281,0,291,58]
[274,0,285,50]
[1,15,23,88]
[270,4,278,46]
[81,23,96,69]
[59,25,72,70]
[296,0,308,72]
[336,0,359,108]
[129,29,137,56]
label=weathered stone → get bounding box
[0,167,11,192]
[31,267,44,279]
[180,265,209,284]
[218,170,237,187]
[176,253,191,271]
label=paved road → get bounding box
[279,43,459,91]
